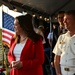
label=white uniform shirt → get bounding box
[53,31,75,66]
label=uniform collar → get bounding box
[66,31,75,38]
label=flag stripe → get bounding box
[2,35,11,41]
[2,38,11,45]
[2,28,15,36]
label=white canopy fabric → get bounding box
[6,0,75,16]
[0,5,26,28]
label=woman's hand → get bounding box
[12,61,23,69]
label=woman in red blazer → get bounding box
[7,14,44,75]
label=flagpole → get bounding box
[2,5,8,75]
[2,43,8,75]
[2,4,5,69]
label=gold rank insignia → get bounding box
[59,40,65,44]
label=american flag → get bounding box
[2,12,15,47]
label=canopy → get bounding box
[1,0,75,17]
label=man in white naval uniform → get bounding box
[53,10,75,75]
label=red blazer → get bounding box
[8,38,44,75]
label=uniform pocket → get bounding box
[58,43,66,52]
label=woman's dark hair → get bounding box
[15,14,40,43]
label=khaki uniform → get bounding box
[53,31,75,75]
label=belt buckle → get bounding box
[64,67,70,71]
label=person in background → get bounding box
[32,16,49,75]
[38,25,46,44]
[50,11,67,75]
[47,23,56,47]
[7,14,44,75]
[57,11,67,35]
[47,32,53,47]
[32,17,46,44]
[52,11,67,50]
[47,23,58,75]
[53,10,75,75]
